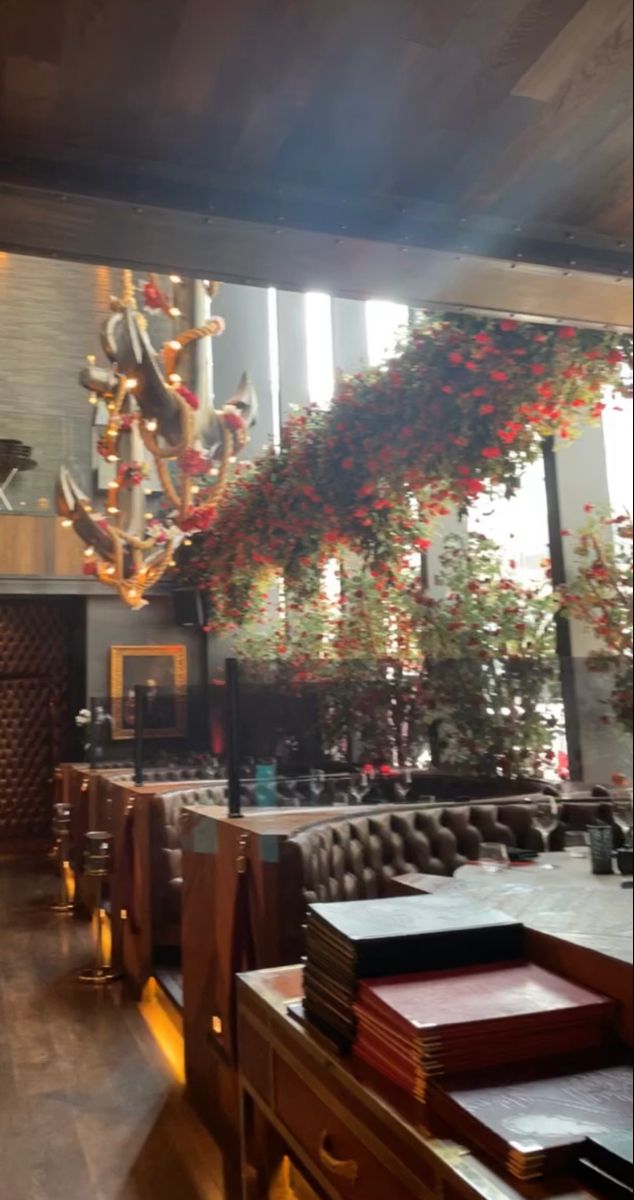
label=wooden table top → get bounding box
[457,854,633,965]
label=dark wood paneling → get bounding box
[0,0,631,253]
[0,187,631,329]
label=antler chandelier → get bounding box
[57,270,256,608]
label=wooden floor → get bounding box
[0,856,232,1200]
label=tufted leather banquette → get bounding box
[115,774,624,977]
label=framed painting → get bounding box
[110,645,187,740]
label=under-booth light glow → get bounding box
[305,292,334,409]
[365,300,409,366]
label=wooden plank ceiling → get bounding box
[0,0,631,268]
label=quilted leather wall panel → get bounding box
[0,601,76,839]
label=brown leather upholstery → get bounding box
[283,804,542,908]
[145,787,626,948]
[150,785,227,942]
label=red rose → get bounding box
[482,447,502,458]
[479,403,495,415]
[499,320,518,332]
[176,384,200,411]
[584,503,594,513]
[223,407,245,431]
[341,458,354,469]
[415,538,432,551]
[490,370,508,382]
[530,364,546,376]
[142,281,169,311]
[558,326,577,338]
[82,561,98,576]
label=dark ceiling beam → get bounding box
[0,149,631,278]
[0,182,631,330]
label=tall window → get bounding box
[468,456,550,586]
[603,378,633,514]
[305,292,334,409]
[365,300,409,367]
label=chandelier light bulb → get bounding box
[168,373,182,385]
[88,393,98,405]
[84,504,93,513]
[107,454,119,463]
[169,275,182,284]
[125,377,138,391]
[84,546,95,557]
[107,506,120,515]
[61,518,73,528]
[106,565,116,576]
[168,339,182,351]
[86,354,96,366]
[169,307,181,318]
[146,419,158,432]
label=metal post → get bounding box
[226,658,242,819]
[542,438,583,780]
[89,696,99,770]
[134,685,147,786]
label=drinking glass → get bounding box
[564,831,589,859]
[533,798,559,850]
[480,843,510,874]
[613,800,633,846]
[533,798,560,869]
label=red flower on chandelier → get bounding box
[180,448,211,476]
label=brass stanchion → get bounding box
[78,831,123,985]
[49,802,74,914]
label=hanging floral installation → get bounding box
[182,313,630,631]
[561,509,633,733]
[236,533,560,774]
[57,270,256,608]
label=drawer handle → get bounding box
[318,1131,359,1184]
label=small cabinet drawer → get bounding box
[274,1054,420,1200]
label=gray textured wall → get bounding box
[0,252,116,513]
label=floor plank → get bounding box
[0,857,228,1200]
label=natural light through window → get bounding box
[468,456,550,586]
[305,292,334,408]
[267,287,281,449]
[603,376,633,514]
[365,300,409,366]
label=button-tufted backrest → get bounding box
[149,784,228,936]
[286,803,543,909]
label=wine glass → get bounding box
[564,831,589,859]
[613,799,633,847]
[480,843,510,874]
[533,798,559,869]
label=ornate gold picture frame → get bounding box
[110,644,187,740]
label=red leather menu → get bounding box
[356,962,613,1038]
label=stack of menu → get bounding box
[353,962,615,1102]
[304,894,525,1049]
[429,1057,633,1183]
